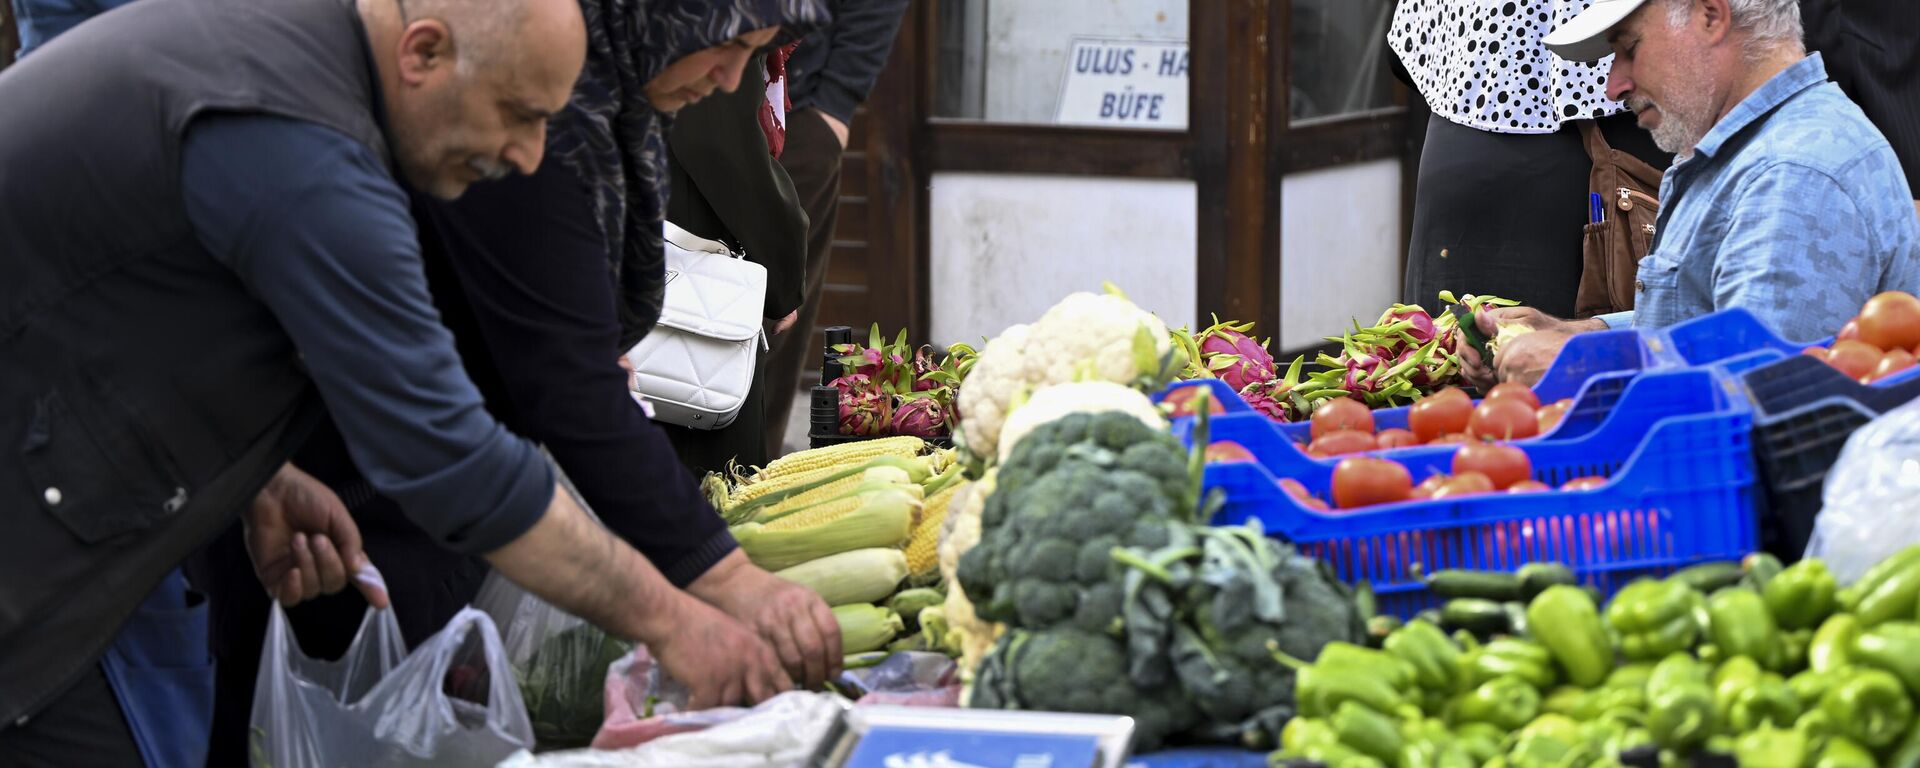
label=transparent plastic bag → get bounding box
[473,572,631,749]
[248,602,532,767]
[1804,397,1920,583]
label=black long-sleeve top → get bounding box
[785,0,911,124]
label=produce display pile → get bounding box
[1799,291,1920,385]
[1245,434,1608,511]
[1274,548,1920,768]
[825,325,976,438]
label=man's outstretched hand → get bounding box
[244,462,389,609]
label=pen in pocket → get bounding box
[1589,192,1605,224]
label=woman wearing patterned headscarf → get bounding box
[189,1,834,759]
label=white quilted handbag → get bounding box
[624,222,768,430]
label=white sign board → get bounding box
[1053,37,1189,129]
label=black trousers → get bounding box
[1401,112,1671,319]
[0,664,143,768]
[762,108,847,458]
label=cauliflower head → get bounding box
[939,470,1002,679]
[995,381,1166,462]
[954,292,1171,464]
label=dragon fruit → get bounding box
[910,347,942,392]
[1196,319,1277,391]
[1377,305,1438,345]
[1239,379,1297,422]
[890,395,949,438]
[833,374,893,436]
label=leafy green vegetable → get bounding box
[517,624,633,749]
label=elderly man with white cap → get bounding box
[1459,0,1920,387]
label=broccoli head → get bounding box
[967,627,1197,752]
[957,412,1194,631]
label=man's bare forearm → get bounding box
[482,484,681,643]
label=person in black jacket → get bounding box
[1801,0,1920,215]
[763,0,911,458]
[660,49,810,473]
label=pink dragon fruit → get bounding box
[1239,378,1297,422]
[1378,305,1439,345]
[1197,320,1277,391]
[890,395,949,438]
[911,346,941,392]
[833,374,893,436]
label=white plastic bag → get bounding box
[1804,397,1920,583]
[249,602,533,767]
[494,691,848,768]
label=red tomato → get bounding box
[1277,477,1315,501]
[1432,471,1495,498]
[1164,386,1228,418]
[1469,399,1541,440]
[1857,291,1920,352]
[1301,496,1331,512]
[1410,474,1448,500]
[1537,400,1575,435]
[1453,443,1533,490]
[1376,428,1421,450]
[1331,457,1414,509]
[1837,317,1862,343]
[1828,340,1883,381]
[1309,429,1378,457]
[1509,480,1552,493]
[1409,389,1473,443]
[1311,398,1375,441]
[1561,476,1609,491]
[1204,441,1257,464]
[1429,432,1476,445]
[1802,346,1830,362]
[1484,382,1541,410]
[1870,348,1917,383]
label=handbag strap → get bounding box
[1578,119,1665,194]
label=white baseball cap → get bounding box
[1544,0,1652,62]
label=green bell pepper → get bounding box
[1599,725,1655,758]
[1708,587,1782,670]
[1452,675,1542,731]
[1330,701,1402,763]
[1510,714,1587,768]
[1293,663,1407,719]
[1744,552,1786,589]
[1823,667,1915,751]
[1466,638,1560,690]
[1765,559,1838,631]
[1856,558,1920,627]
[1838,545,1920,612]
[1810,614,1860,674]
[1277,740,1385,768]
[1779,628,1813,673]
[1798,707,1835,757]
[1314,642,1418,690]
[1648,654,1716,751]
[1383,619,1463,694]
[1726,672,1803,732]
[1811,736,1877,768]
[1712,654,1764,715]
[1606,579,1701,662]
[1734,725,1809,768]
[1280,717,1337,751]
[1542,685,1588,717]
[1453,723,1506,764]
[1576,685,1648,724]
[1527,585,1613,687]
[1851,620,1920,695]
[1790,669,1839,712]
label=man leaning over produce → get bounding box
[1460,0,1920,387]
[0,0,794,762]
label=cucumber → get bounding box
[1671,561,1744,594]
[1516,563,1577,600]
[1425,569,1525,602]
[1440,598,1511,638]
[1502,601,1530,639]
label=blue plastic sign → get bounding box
[845,726,1105,768]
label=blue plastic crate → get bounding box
[1194,369,1758,617]
[1177,368,1731,489]
[1654,307,1833,368]
[1155,329,1653,421]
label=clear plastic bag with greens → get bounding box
[473,573,632,750]
[249,602,531,767]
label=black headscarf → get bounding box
[552,0,831,348]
